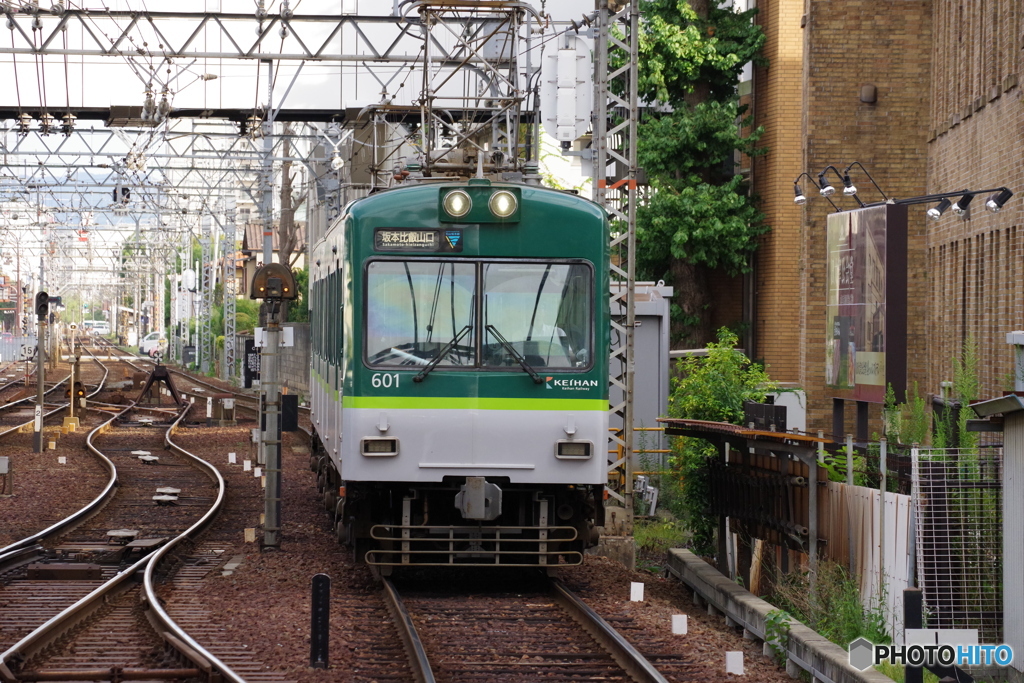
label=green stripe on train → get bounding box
[343,396,608,411]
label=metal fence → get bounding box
[912,447,1002,642]
[0,336,36,364]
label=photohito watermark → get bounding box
[848,638,1015,671]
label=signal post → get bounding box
[250,263,297,549]
[32,292,48,453]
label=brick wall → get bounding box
[926,10,1024,402]
[753,0,933,432]
[750,0,807,384]
[753,0,1024,433]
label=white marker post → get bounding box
[630,582,644,602]
[671,615,688,635]
[726,651,744,675]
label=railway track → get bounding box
[0,391,281,683]
[368,573,687,683]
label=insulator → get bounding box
[38,112,55,134]
[16,113,32,134]
[61,113,76,135]
[157,93,171,119]
[142,92,156,121]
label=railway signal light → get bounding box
[65,381,85,398]
[250,263,297,300]
[35,292,49,320]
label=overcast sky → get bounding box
[1,0,599,113]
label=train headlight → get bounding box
[443,190,472,218]
[555,440,593,460]
[488,190,518,218]
[361,437,399,456]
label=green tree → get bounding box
[667,328,776,555]
[287,267,309,323]
[635,0,767,345]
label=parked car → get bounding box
[139,331,167,356]
[91,321,110,336]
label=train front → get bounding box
[344,179,609,569]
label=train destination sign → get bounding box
[374,228,464,253]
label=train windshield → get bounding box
[365,260,592,371]
[482,263,591,370]
[366,261,477,367]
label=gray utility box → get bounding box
[609,281,674,465]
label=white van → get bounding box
[139,331,167,356]
[92,321,110,335]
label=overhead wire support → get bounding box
[593,1,639,540]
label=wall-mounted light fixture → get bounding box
[951,193,973,216]
[926,198,951,221]
[818,165,864,207]
[986,189,1014,213]
[841,161,889,203]
[792,172,840,211]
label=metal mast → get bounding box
[594,1,640,537]
[199,215,213,374]
[221,199,237,382]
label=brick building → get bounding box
[747,0,1022,431]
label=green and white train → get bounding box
[309,178,609,569]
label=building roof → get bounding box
[241,222,306,254]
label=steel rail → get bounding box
[0,402,156,682]
[381,578,437,683]
[0,357,112,559]
[549,578,670,683]
[0,401,241,683]
[141,402,246,683]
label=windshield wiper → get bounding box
[413,325,472,383]
[486,324,543,384]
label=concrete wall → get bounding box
[236,322,311,398]
[279,323,311,397]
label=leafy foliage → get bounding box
[632,0,769,339]
[287,267,309,323]
[666,328,776,555]
[637,0,766,103]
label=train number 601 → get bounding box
[371,372,400,388]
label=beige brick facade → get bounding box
[749,0,1024,434]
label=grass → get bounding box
[633,518,687,572]
[874,662,941,682]
[770,560,889,646]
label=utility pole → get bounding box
[33,291,48,453]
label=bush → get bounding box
[666,328,776,556]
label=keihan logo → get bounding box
[545,377,600,391]
[445,231,461,248]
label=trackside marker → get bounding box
[672,615,688,635]
[630,582,644,602]
[228,452,236,464]
[726,651,744,675]
[244,460,252,471]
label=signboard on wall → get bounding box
[825,204,908,403]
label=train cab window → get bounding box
[366,261,477,367]
[482,263,592,370]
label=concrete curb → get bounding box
[666,548,893,683]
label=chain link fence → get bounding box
[912,447,1002,643]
